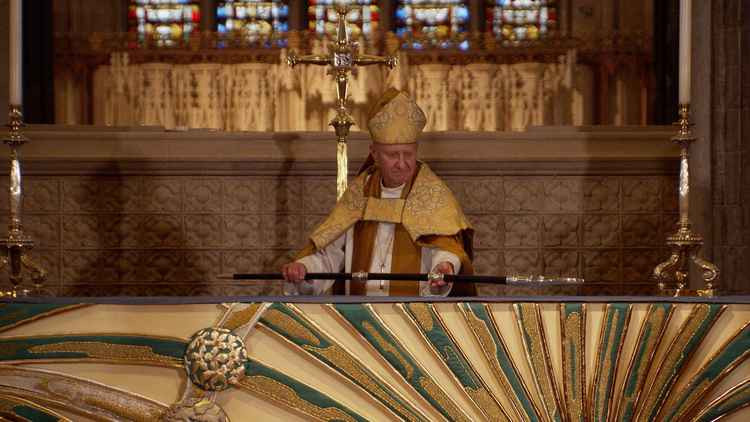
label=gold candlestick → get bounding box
[0,105,46,297]
[653,104,719,296]
[287,5,397,199]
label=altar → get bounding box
[0,125,681,298]
[1,295,749,421]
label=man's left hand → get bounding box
[431,261,454,287]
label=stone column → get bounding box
[183,63,223,130]
[412,64,453,131]
[690,0,750,292]
[468,0,483,34]
[288,0,305,32]
[139,63,175,128]
[201,0,215,32]
[508,62,545,131]
[690,0,712,289]
[378,0,392,36]
[226,63,275,131]
[703,0,750,292]
[461,63,497,131]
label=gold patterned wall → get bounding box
[0,172,677,296]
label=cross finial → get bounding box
[287,5,398,199]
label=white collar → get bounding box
[380,181,405,198]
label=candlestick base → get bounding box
[652,104,719,296]
[1,104,47,298]
[0,228,47,298]
[653,223,719,296]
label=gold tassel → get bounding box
[336,140,348,200]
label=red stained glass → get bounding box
[486,0,558,41]
[127,1,201,47]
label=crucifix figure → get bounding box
[287,4,398,199]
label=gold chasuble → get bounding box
[294,88,475,296]
[296,162,475,296]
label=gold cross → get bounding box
[288,5,397,199]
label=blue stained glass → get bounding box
[395,0,470,49]
[396,7,409,21]
[454,5,469,22]
[458,39,470,50]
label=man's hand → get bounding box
[430,261,454,287]
[282,262,308,283]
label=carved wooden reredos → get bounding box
[51,0,655,131]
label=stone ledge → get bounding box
[13,125,680,175]
[16,159,678,176]
[19,125,679,158]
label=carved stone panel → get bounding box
[2,167,678,296]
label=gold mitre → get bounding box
[366,88,426,144]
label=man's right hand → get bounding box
[281,262,308,283]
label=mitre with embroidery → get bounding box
[366,88,427,144]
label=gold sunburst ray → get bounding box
[513,303,564,422]
[237,356,368,422]
[251,323,407,421]
[0,304,91,335]
[691,377,750,421]
[613,303,674,421]
[559,302,586,422]
[458,302,543,421]
[218,302,264,331]
[632,303,726,421]
[328,303,475,422]
[588,303,632,422]
[0,365,169,420]
[396,302,510,421]
[658,319,750,421]
[257,303,430,422]
[0,392,73,421]
[0,333,187,368]
[322,303,457,421]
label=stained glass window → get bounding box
[128,0,201,47]
[308,0,380,39]
[217,1,289,45]
[395,0,470,50]
[487,0,557,41]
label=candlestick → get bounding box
[678,0,691,104]
[653,105,719,297]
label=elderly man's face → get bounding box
[370,142,418,188]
